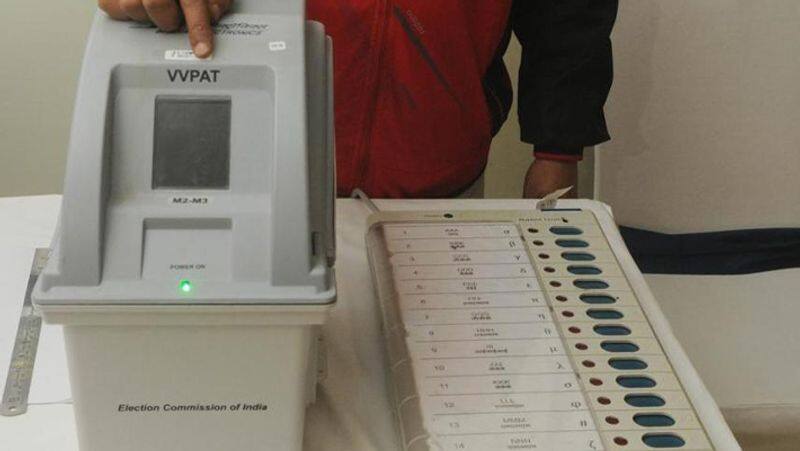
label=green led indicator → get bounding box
[179,280,193,293]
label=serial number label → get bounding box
[169,196,212,205]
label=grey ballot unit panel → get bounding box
[365,205,740,451]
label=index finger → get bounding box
[179,0,214,58]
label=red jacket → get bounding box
[308,1,617,198]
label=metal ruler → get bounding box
[1,248,50,416]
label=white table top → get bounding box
[2,195,604,450]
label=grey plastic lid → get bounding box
[34,1,336,306]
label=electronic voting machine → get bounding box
[31,1,336,451]
[366,205,741,450]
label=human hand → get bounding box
[98,0,234,58]
[523,159,578,199]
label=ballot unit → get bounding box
[366,205,740,450]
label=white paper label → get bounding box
[164,49,208,61]
[268,41,287,51]
[380,222,602,448]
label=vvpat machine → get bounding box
[32,1,336,450]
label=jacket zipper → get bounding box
[352,0,391,190]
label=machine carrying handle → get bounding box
[304,19,335,269]
[324,36,336,267]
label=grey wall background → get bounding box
[0,3,94,197]
[598,0,800,232]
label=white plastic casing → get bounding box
[31,1,336,450]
